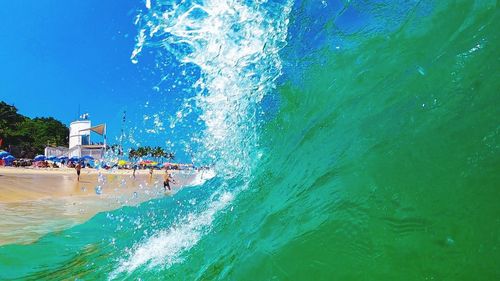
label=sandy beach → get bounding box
[0,166,201,245]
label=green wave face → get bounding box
[191,1,499,280]
[0,0,499,280]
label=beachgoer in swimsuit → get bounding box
[76,163,82,181]
[163,170,175,191]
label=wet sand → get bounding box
[0,167,199,245]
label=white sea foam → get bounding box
[110,191,233,279]
[188,169,216,186]
[111,0,292,277]
[130,0,292,178]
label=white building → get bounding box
[69,120,91,149]
[45,117,106,160]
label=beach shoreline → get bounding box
[0,166,199,245]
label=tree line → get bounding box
[0,101,69,158]
[128,146,175,163]
[0,101,176,162]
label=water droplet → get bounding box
[417,66,426,75]
[446,236,455,246]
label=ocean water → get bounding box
[1,0,499,280]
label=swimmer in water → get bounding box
[163,169,176,191]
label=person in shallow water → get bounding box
[163,169,175,191]
[75,163,81,181]
[149,167,154,180]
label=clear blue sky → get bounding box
[0,1,176,146]
[0,0,376,162]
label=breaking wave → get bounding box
[0,0,498,280]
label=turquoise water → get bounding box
[1,0,499,280]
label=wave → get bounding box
[0,0,499,280]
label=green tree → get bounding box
[166,152,175,162]
[136,147,147,158]
[152,146,165,163]
[129,148,137,161]
[144,146,152,158]
[0,101,69,158]
[0,102,25,148]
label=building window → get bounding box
[81,135,90,145]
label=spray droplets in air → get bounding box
[111,0,293,278]
[131,0,292,179]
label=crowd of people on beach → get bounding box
[73,163,175,191]
[1,150,209,192]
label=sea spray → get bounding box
[110,190,234,278]
[109,0,293,277]
[131,0,292,179]
[0,1,498,280]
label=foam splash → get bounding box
[131,0,292,178]
[112,0,293,277]
[110,191,234,279]
[187,169,216,186]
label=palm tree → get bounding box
[166,152,175,162]
[144,146,152,158]
[136,147,147,159]
[129,148,137,161]
[152,146,165,163]
[160,148,167,163]
[151,146,158,162]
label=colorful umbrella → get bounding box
[69,156,80,162]
[34,155,46,161]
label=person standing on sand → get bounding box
[149,167,154,180]
[163,170,176,191]
[133,164,137,179]
[75,163,82,181]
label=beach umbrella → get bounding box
[3,155,15,166]
[69,156,80,162]
[118,160,127,166]
[47,155,57,161]
[140,160,158,166]
[34,155,46,161]
[58,156,69,160]
[0,151,10,158]
[81,155,94,161]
